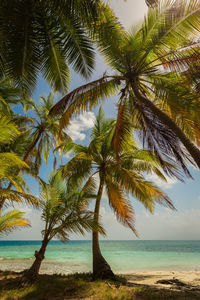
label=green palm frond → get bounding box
[0,190,40,208]
[0,0,107,96]
[40,171,104,241]
[0,153,28,179]
[0,114,19,144]
[53,0,200,172]
[0,210,30,235]
[40,11,71,94]
[63,107,175,238]
[91,106,115,139]
[49,76,119,130]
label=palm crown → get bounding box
[50,0,200,172]
[61,107,175,279]
[40,172,104,242]
[23,93,71,174]
[62,107,174,234]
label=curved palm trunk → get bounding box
[23,129,42,162]
[132,84,200,169]
[92,173,115,280]
[21,236,49,285]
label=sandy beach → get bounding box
[125,271,200,290]
[1,259,200,291]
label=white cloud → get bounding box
[66,112,96,141]
[147,173,178,189]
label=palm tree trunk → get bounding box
[132,84,200,169]
[92,173,115,280]
[23,130,42,162]
[21,236,49,285]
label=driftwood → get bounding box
[156,278,187,286]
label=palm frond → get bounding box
[0,210,30,235]
[0,189,40,208]
[0,114,19,144]
[106,179,137,236]
[40,10,71,94]
[49,76,119,130]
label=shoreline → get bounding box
[0,259,200,289]
[0,258,200,273]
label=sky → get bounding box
[4,0,200,241]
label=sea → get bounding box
[0,240,199,273]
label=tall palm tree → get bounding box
[22,171,104,285]
[61,108,174,279]
[50,0,200,171]
[22,93,71,173]
[0,93,69,209]
[0,0,110,97]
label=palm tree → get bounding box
[50,0,200,171]
[0,93,69,209]
[22,171,103,285]
[22,93,71,173]
[61,108,174,279]
[0,113,40,210]
[0,210,30,236]
[0,0,110,97]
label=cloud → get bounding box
[147,173,178,189]
[66,112,96,141]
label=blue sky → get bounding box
[5,0,200,240]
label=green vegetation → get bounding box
[0,112,38,235]
[0,272,199,300]
[51,0,200,171]
[62,107,175,279]
[22,172,104,284]
[0,0,108,96]
[0,0,200,298]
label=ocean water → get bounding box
[0,240,199,273]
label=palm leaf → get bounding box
[106,179,137,236]
[0,210,30,235]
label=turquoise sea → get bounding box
[0,240,199,273]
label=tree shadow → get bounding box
[0,272,94,300]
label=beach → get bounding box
[1,259,200,290]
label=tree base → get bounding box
[93,260,115,281]
[19,270,38,287]
[93,269,116,281]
